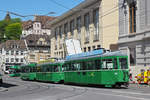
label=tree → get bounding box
[0,20,8,42]
[5,23,22,40]
[0,18,22,43]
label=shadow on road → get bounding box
[64,83,128,89]
[0,83,18,88]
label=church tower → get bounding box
[4,12,11,21]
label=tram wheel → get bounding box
[114,84,121,88]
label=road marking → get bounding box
[94,92,149,100]
[111,90,150,96]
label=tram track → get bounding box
[3,76,150,100]
[56,86,88,100]
[1,77,54,98]
[3,77,89,100]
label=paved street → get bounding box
[0,75,150,100]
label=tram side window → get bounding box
[114,58,118,69]
[62,65,65,72]
[37,66,41,72]
[33,67,37,72]
[22,68,25,73]
[54,65,59,72]
[95,60,101,70]
[50,66,52,72]
[101,59,113,69]
[119,58,128,69]
[46,66,50,72]
[30,68,32,72]
[86,61,95,70]
[80,62,86,70]
[72,63,80,71]
[67,63,72,71]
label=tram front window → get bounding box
[119,58,128,69]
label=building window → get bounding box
[55,27,58,40]
[129,3,136,33]
[77,16,81,35]
[15,58,19,62]
[97,45,101,49]
[84,13,90,43]
[59,26,63,38]
[11,58,14,62]
[129,48,136,66]
[6,51,9,55]
[16,51,19,55]
[37,24,39,27]
[88,47,91,52]
[84,47,86,52]
[64,23,68,36]
[55,45,57,50]
[21,51,23,55]
[11,45,15,48]
[21,58,24,62]
[70,20,75,35]
[43,33,47,35]
[93,46,96,50]
[30,55,35,59]
[29,40,33,44]
[59,44,62,49]
[93,8,99,41]
[6,58,9,63]
[11,51,14,55]
[39,41,43,45]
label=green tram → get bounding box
[20,63,37,80]
[35,61,65,83]
[20,61,65,83]
[64,51,129,87]
[9,66,21,77]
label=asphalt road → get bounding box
[0,75,150,100]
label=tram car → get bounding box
[20,49,129,88]
[20,61,65,83]
[64,50,129,87]
[20,63,37,80]
[9,66,21,77]
[35,61,65,83]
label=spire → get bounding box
[4,12,11,21]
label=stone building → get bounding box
[22,15,55,37]
[118,0,150,77]
[49,0,119,58]
[0,40,27,72]
[22,34,52,63]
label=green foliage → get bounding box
[5,23,22,40]
[0,18,22,43]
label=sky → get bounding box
[0,0,84,21]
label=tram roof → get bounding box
[66,51,127,61]
[10,65,20,69]
[20,63,37,67]
[37,60,65,66]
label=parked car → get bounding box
[0,74,3,84]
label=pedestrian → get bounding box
[129,69,133,82]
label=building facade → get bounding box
[50,0,119,58]
[118,0,150,76]
[22,34,51,63]
[0,40,27,72]
[22,15,55,37]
